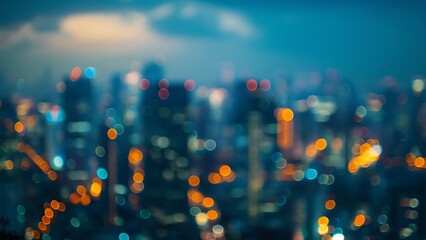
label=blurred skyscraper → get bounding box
[139,63,197,238]
[63,67,94,184]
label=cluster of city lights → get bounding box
[316,215,345,240]
[25,200,66,240]
[246,79,271,92]
[17,142,57,181]
[128,147,145,194]
[305,138,328,158]
[69,178,104,206]
[406,153,426,169]
[69,66,96,81]
[348,139,382,174]
[187,188,224,239]
[207,165,236,184]
[187,172,225,239]
[2,65,426,240]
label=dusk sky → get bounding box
[1,0,426,97]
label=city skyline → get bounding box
[1,0,426,98]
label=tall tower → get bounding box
[63,67,95,184]
[139,63,197,238]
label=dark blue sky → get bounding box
[1,0,425,97]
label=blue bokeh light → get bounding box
[52,155,64,170]
[97,167,108,180]
[306,168,318,180]
[85,67,96,79]
[118,232,129,240]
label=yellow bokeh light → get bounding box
[318,216,329,225]
[195,212,208,226]
[325,200,336,210]
[90,182,102,196]
[354,214,366,227]
[202,197,215,208]
[315,138,327,151]
[188,175,200,187]
[14,121,25,133]
[317,225,329,235]
[107,128,118,140]
[219,165,232,177]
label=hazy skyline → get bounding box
[1,0,426,97]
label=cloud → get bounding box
[149,3,257,39]
[151,4,175,20]
[218,11,255,37]
[0,12,182,54]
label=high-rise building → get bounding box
[139,63,197,238]
[63,67,94,184]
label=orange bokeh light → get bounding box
[38,222,47,232]
[58,202,66,212]
[69,193,80,204]
[188,175,200,187]
[76,185,86,195]
[128,148,143,164]
[47,171,57,180]
[80,194,91,206]
[50,200,59,210]
[325,200,336,210]
[5,160,14,170]
[219,165,231,177]
[315,138,327,151]
[202,197,214,208]
[42,216,51,225]
[188,190,203,203]
[277,108,294,121]
[107,128,118,140]
[306,144,317,157]
[414,157,425,168]
[14,121,25,133]
[208,173,222,184]
[44,208,54,219]
[70,67,82,81]
[207,210,219,220]
[354,214,366,227]
[133,172,144,183]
